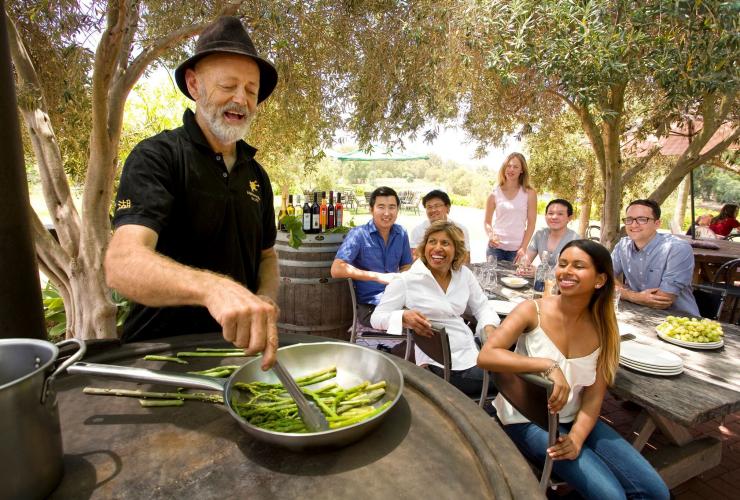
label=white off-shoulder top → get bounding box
[493,300,600,425]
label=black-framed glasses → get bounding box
[622,216,655,225]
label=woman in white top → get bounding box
[519,199,580,273]
[478,240,669,499]
[371,221,500,396]
[484,152,537,263]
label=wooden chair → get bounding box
[480,370,560,493]
[693,258,740,323]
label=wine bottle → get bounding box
[328,191,335,229]
[302,195,311,232]
[335,193,343,227]
[278,194,288,231]
[311,192,320,233]
[320,191,328,232]
[287,194,295,218]
[294,195,302,218]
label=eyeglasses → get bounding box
[622,216,655,225]
[425,203,447,211]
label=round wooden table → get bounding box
[50,334,539,499]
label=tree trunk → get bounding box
[577,168,594,237]
[600,119,624,250]
[67,255,116,339]
[671,175,691,234]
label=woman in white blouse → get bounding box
[478,240,668,499]
[371,221,500,396]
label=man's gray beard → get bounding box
[197,92,255,144]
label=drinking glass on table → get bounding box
[613,288,621,314]
[516,254,533,277]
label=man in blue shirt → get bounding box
[331,186,413,326]
[611,199,700,316]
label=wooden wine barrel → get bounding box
[275,231,352,340]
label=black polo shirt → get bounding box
[112,109,276,341]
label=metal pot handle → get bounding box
[42,338,87,404]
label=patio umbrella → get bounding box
[330,147,429,162]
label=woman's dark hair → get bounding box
[711,204,738,224]
[559,239,619,385]
[369,186,400,207]
[546,198,573,216]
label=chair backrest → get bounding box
[492,372,555,432]
[491,371,560,493]
[410,327,451,381]
[712,258,740,286]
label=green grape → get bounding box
[657,316,724,343]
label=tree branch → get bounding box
[5,11,81,257]
[622,147,660,186]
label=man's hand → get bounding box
[402,309,433,337]
[203,277,279,370]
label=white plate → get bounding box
[657,331,724,350]
[501,277,528,289]
[619,341,684,368]
[619,360,683,376]
[619,358,683,372]
[619,356,682,370]
[489,300,517,315]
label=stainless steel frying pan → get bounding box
[68,342,404,450]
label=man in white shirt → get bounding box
[409,190,471,263]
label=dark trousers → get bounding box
[428,364,498,398]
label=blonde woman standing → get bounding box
[484,152,537,263]
[478,240,669,499]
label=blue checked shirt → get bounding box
[611,233,700,316]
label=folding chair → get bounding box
[693,258,740,323]
[480,370,560,494]
[347,279,413,359]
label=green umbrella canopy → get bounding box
[330,147,429,162]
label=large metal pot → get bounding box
[0,338,86,499]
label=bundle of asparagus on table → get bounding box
[84,361,390,432]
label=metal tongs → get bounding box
[271,360,329,432]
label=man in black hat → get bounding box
[105,17,280,369]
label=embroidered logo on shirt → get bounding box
[247,180,261,203]
[116,199,131,210]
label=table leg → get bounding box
[646,409,694,446]
[630,410,656,452]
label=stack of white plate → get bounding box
[657,331,724,350]
[619,341,684,376]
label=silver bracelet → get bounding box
[542,361,559,379]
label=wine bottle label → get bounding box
[303,213,311,230]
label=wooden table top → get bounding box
[676,234,740,262]
[611,301,740,427]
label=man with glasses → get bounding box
[409,190,471,263]
[331,186,413,326]
[611,199,700,315]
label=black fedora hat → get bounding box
[175,16,278,103]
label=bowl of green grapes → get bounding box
[656,316,724,349]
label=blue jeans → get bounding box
[487,246,518,262]
[504,420,669,499]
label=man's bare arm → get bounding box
[256,247,279,302]
[331,258,398,284]
[105,224,278,368]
